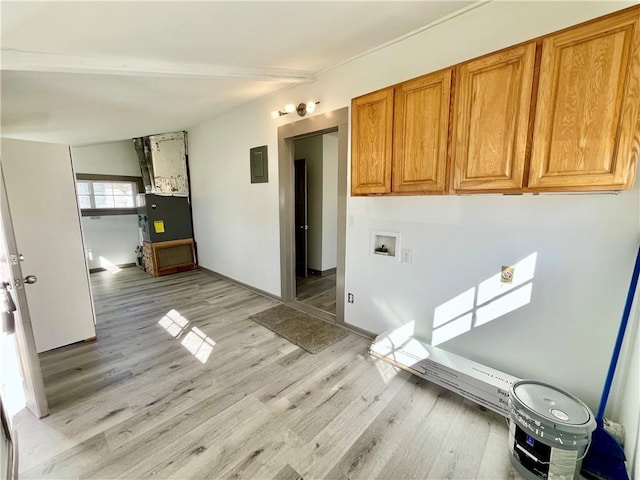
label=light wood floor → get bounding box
[13,267,523,479]
[296,273,336,315]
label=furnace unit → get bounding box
[137,193,193,243]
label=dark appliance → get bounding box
[137,194,193,243]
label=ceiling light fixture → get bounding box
[271,101,320,119]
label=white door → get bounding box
[1,139,96,353]
[0,166,48,418]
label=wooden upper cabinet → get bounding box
[451,43,537,192]
[350,6,640,197]
[529,9,640,190]
[393,69,452,193]
[351,88,394,195]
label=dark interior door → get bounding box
[294,159,308,278]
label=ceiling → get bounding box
[1,1,474,146]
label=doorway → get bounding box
[293,133,339,315]
[278,107,348,324]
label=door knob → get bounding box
[24,275,37,285]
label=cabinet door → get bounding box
[393,69,452,193]
[452,43,536,192]
[351,88,393,195]
[529,9,640,190]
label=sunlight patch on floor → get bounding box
[158,309,216,364]
[181,326,216,364]
[371,321,432,382]
[373,356,400,384]
[99,256,121,274]
[158,309,189,337]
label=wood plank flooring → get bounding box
[296,273,336,315]
[12,267,523,479]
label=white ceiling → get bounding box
[1,1,474,146]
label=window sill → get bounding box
[81,208,137,217]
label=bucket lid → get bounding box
[510,380,596,435]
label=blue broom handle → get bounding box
[596,244,640,422]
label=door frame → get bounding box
[0,166,49,419]
[278,107,348,323]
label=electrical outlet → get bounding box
[402,248,412,264]
[347,292,354,304]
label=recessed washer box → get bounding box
[370,230,401,261]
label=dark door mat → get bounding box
[249,304,348,354]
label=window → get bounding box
[76,180,137,209]
[75,174,143,216]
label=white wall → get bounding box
[80,216,140,269]
[610,197,640,478]
[322,132,338,271]
[71,140,141,176]
[189,112,280,293]
[187,1,639,410]
[294,136,323,271]
[616,308,640,478]
[1,138,96,352]
[71,140,141,269]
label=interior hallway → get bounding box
[12,267,522,479]
[296,272,336,315]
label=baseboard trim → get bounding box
[197,266,375,340]
[308,267,337,277]
[198,266,282,302]
[90,263,137,274]
[341,321,376,340]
